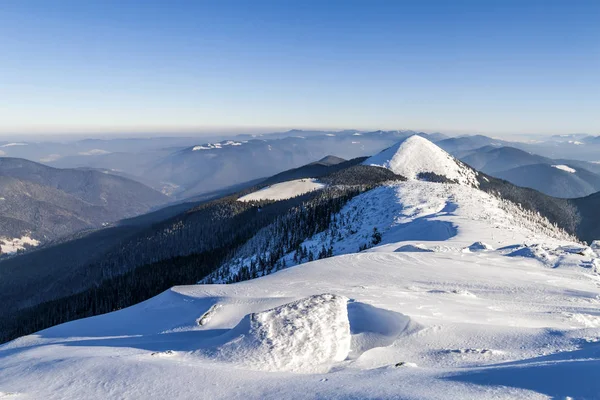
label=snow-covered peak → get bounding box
[0,142,27,148]
[552,164,576,173]
[78,149,111,156]
[363,135,479,186]
[192,140,244,151]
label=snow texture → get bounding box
[209,294,351,373]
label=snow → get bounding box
[552,164,577,173]
[0,143,27,147]
[192,140,243,151]
[211,181,577,283]
[363,135,479,186]
[78,149,111,156]
[0,235,40,254]
[238,179,326,202]
[3,181,600,399]
[39,154,62,162]
[207,294,351,373]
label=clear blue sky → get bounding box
[1,0,598,135]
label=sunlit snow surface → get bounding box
[363,135,479,186]
[192,140,244,151]
[2,182,600,399]
[552,164,577,173]
[237,178,326,202]
[0,235,40,254]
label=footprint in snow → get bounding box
[444,348,501,355]
[427,289,476,297]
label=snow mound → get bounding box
[363,135,479,186]
[395,243,434,253]
[238,179,326,202]
[464,241,494,252]
[212,294,351,373]
[506,245,552,262]
[552,164,576,173]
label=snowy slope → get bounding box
[0,235,40,254]
[1,143,599,399]
[363,135,479,186]
[205,180,578,283]
[2,230,600,398]
[238,178,326,202]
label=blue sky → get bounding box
[1,0,598,135]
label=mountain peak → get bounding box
[310,155,346,166]
[363,135,479,186]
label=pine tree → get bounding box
[372,227,382,245]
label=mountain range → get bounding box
[3,131,600,202]
[1,135,597,340]
[457,145,600,197]
[2,135,600,399]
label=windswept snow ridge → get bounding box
[238,179,326,202]
[363,135,479,186]
[208,180,578,283]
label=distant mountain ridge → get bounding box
[0,157,168,252]
[141,131,439,199]
[456,145,600,198]
[495,163,600,198]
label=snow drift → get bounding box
[210,294,351,373]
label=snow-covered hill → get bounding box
[204,180,578,283]
[363,135,479,186]
[238,178,326,202]
[1,216,599,398]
